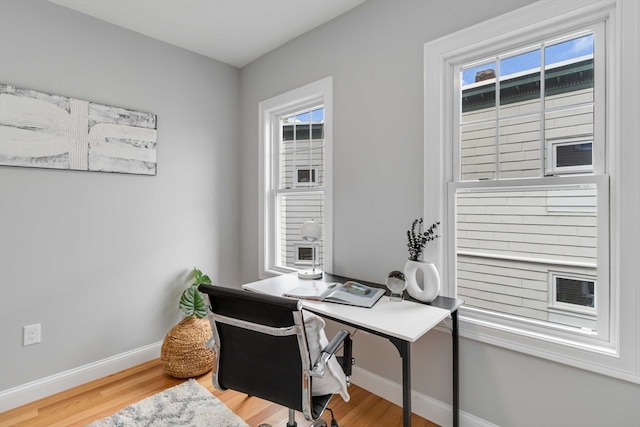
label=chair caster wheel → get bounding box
[311,420,327,427]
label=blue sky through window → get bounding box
[461,34,593,86]
[285,107,324,123]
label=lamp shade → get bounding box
[300,219,322,242]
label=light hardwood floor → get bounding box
[0,359,439,427]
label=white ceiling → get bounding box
[48,0,366,68]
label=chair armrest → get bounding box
[310,330,351,378]
[323,329,349,355]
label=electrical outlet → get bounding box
[23,323,41,346]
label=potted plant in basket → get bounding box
[161,267,215,378]
[404,219,441,302]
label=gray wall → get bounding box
[239,1,639,426]
[0,0,240,389]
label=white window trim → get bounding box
[258,77,333,278]
[424,0,640,383]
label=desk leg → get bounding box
[390,338,412,427]
[452,311,459,427]
[400,340,412,427]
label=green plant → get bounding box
[179,267,211,318]
[407,219,440,261]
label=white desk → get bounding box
[242,272,463,427]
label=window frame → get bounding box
[258,77,333,278]
[424,0,640,383]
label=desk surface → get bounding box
[242,273,452,342]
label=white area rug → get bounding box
[87,379,249,427]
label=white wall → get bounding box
[239,1,639,426]
[0,0,240,395]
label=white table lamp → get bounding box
[298,219,323,280]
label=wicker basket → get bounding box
[161,316,214,378]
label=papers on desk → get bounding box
[283,281,385,308]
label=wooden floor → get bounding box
[0,359,439,427]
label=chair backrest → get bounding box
[198,284,312,414]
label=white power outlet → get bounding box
[23,323,41,346]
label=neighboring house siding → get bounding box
[280,193,324,267]
[456,186,597,328]
[458,255,597,329]
[280,143,325,188]
[456,188,597,264]
[458,68,596,329]
[461,88,593,181]
[280,124,325,269]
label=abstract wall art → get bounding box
[0,84,157,175]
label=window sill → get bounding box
[457,308,640,384]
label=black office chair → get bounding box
[198,284,353,427]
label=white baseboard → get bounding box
[0,341,162,412]
[351,365,498,427]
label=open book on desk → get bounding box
[283,281,385,308]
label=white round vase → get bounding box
[404,259,440,303]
